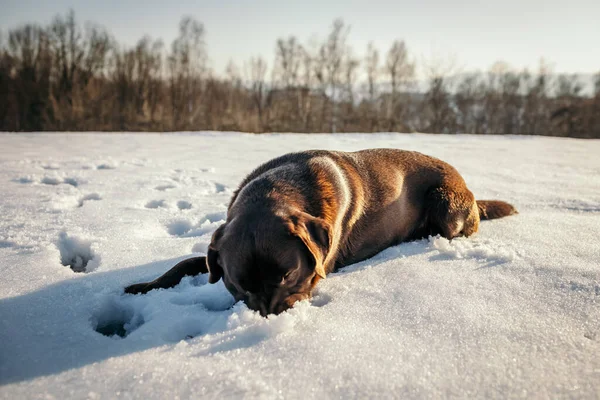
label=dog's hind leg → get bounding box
[424,184,480,240]
[124,256,208,295]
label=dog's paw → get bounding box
[124,282,153,295]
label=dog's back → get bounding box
[227,149,516,272]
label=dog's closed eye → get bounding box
[281,270,293,284]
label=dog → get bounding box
[125,149,517,316]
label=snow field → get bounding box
[0,132,598,399]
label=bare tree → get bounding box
[49,10,82,103]
[521,60,551,135]
[168,16,206,130]
[384,40,414,131]
[1,11,599,137]
[7,24,52,130]
[319,19,350,132]
[422,56,457,133]
[273,36,305,130]
[299,44,317,131]
[246,56,269,132]
[455,73,486,133]
[362,42,381,131]
[338,48,359,131]
[551,74,583,136]
[274,36,302,89]
[111,44,136,130]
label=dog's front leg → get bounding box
[124,256,208,295]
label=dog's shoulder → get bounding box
[229,150,335,208]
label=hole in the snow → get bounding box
[56,231,99,272]
[96,321,128,338]
[78,193,101,207]
[311,293,332,308]
[96,163,116,170]
[145,199,166,209]
[214,182,227,193]
[155,184,176,191]
[167,218,222,238]
[92,299,144,338]
[177,200,192,210]
[202,211,226,224]
[40,177,61,185]
[62,177,79,187]
[40,176,79,187]
[14,176,35,184]
[166,219,194,236]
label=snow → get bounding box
[0,132,598,399]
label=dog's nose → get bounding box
[258,303,269,317]
[248,291,297,316]
[269,293,311,315]
[268,291,298,315]
[247,293,269,316]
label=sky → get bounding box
[2,0,599,76]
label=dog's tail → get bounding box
[477,200,518,220]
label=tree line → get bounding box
[1,11,599,137]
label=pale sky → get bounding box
[2,0,599,76]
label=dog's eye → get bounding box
[280,270,293,284]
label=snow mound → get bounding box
[429,235,517,263]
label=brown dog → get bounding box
[125,149,517,315]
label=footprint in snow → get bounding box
[176,200,192,210]
[13,176,36,184]
[166,214,224,238]
[154,184,176,191]
[310,292,332,308]
[56,232,100,273]
[78,193,101,207]
[41,176,80,187]
[145,199,167,209]
[92,298,145,339]
[14,176,81,186]
[96,163,116,170]
[41,164,60,170]
[166,219,195,236]
[214,182,227,193]
[203,211,227,223]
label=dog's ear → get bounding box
[206,224,225,283]
[286,212,331,279]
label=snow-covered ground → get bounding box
[0,132,598,399]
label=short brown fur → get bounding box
[125,149,517,316]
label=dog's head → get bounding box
[206,209,331,316]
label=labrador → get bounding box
[125,149,517,316]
